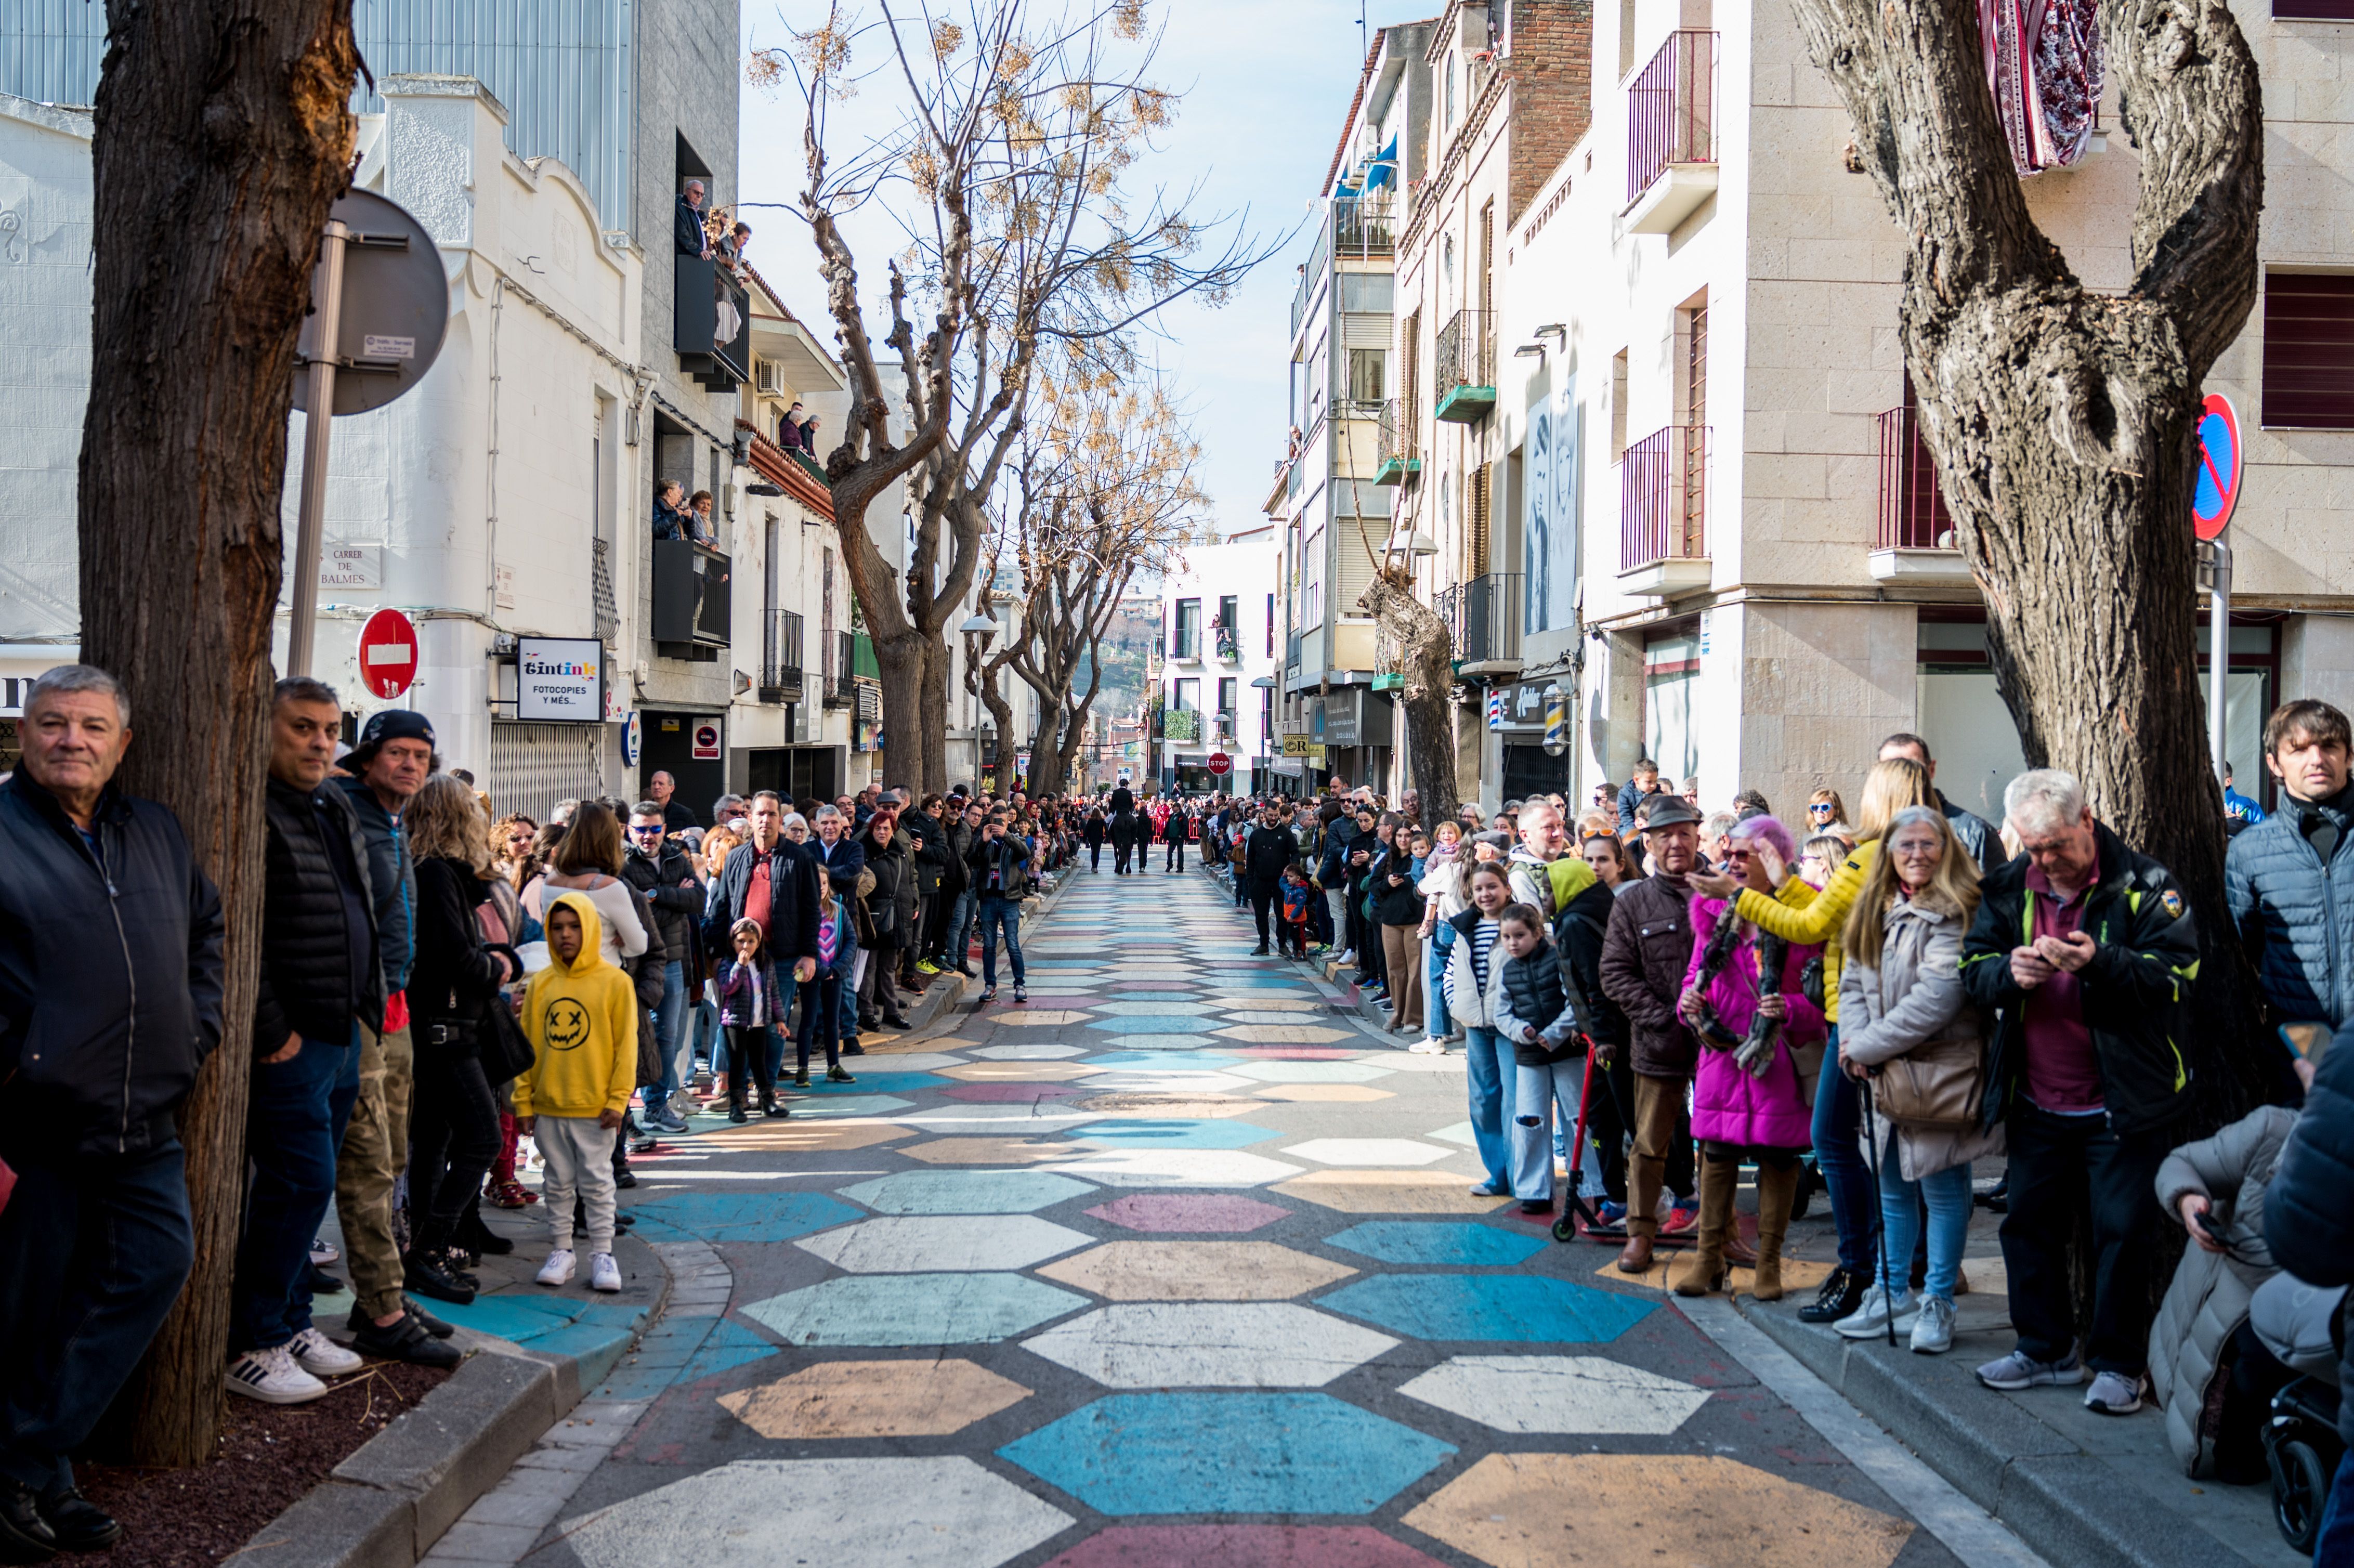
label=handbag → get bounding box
[1872,1024,1988,1131]
[478,996,538,1087]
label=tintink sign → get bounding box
[517,637,603,722]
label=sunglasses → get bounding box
[630,824,664,835]
[1809,802,1836,814]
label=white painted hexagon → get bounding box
[1364,1051,1466,1072]
[1022,1302,1398,1388]
[1045,1148,1305,1188]
[1395,1355,1714,1434]
[1281,1138,1456,1167]
[797,1215,1093,1273]
[841,1170,1097,1214]
[1227,1060,1394,1084]
[973,1043,1089,1061]
[1428,1121,1479,1147]
[1220,1010,1345,1025]
[561,1456,1072,1568]
[1076,1070,1256,1094]
[1089,1036,1232,1054]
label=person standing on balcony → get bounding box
[675,180,710,258]
[687,491,718,547]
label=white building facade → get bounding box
[1158,527,1282,796]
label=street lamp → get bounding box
[960,610,1001,642]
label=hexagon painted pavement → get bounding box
[1080,1050,1245,1070]
[1228,1060,1393,1083]
[901,1136,1077,1166]
[1394,1354,1714,1434]
[993,1009,1100,1027]
[941,1060,1097,1081]
[1316,1273,1655,1343]
[742,1273,1087,1346]
[1280,1138,1455,1167]
[1086,1015,1215,1034]
[796,1214,1095,1273]
[1090,999,1225,1015]
[1021,1302,1397,1387]
[943,1081,1093,1103]
[999,1392,1453,1515]
[787,1093,916,1118]
[841,1169,1096,1213]
[971,1042,1090,1061]
[1273,1171,1509,1213]
[561,1456,1074,1568]
[1218,1011,1342,1026]
[1072,1093,1265,1119]
[1079,1071,1257,1096]
[1092,1034,1235,1052]
[1084,1193,1292,1233]
[1324,1221,1549,1268]
[1401,1453,1914,1568]
[1068,1118,1284,1150]
[1213,1024,1356,1044]
[717,1358,1033,1439]
[1038,1241,1357,1301]
[1252,1082,1395,1103]
[622,1191,863,1244]
[1038,1525,1448,1568]
[832,1051,969,1072]
[1047,1148,1305,1188]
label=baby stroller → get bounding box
[2265,1377,2344,1555]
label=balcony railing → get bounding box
[1286,630,1303,670]
[1628,31,1718,204]
[1213,622,1240,662]
[1434,309,1497,423]
[760,609,805,703]
[652,539,731,646]
[822,629,862,708]
[1171,623,1201,660]
[1334,191,1396,257]
[675,255,752,391]
[1434,572,1525,667]
[1876,406,1956,550]
[1620,425,1711,572]
[1375,397,1421,485]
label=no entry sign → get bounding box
[2194,393,2242,541]
[1206,752,1233,776]
[358,608,419,699]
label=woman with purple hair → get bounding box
[1672,813,1826,1303]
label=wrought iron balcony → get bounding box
[1619,425,1711,589]
[1434,571,1525,669]
[1375,397,1421,486]
[1876,406,1956,550]
[1434,309,1497,424]
[1626,31,1719,233]
[759,609,804,703]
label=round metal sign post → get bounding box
[288,189,450,676]
[357,608,420,700]
[2195,394,2243,786]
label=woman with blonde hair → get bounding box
[1689,754,1935,1325]
[1832,804,1999,1352]
[521,801,647,966]
[1805,787,1854,843]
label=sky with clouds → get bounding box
[736,2,1435,538]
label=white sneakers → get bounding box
[290,1326,363,1376]
[227,1344,329,1405]
[1834,1283,1921,1340]
[539,1248,620,1291]
[1909,1296,1958,1354]
[1408,1038,1449,1055]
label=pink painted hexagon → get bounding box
[1083,1193,1292,1234]
[940,1082,1090,1103]
[1041,1525,1445,1568]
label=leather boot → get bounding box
[1615,1232,1655,1274]
[1672,1156,1738,1297]
[1749,1160,1800,1301]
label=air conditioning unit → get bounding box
[754,358,781,395]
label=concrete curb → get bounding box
[1734,1296,2270,1568]
[229,1235,671,1568]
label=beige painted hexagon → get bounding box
[1212,1024,1355,1044]
[938,1060,1097,1082]
[1252,1083,1395,1103]
[1073,1094,1266,1119]
[1403,1453,1913,1568]
[1036,1241,1357,1301]
[1272,1170,1509,1214]
[900,1137,1078,1166]
[717,1358,1032,1439]
[1204,996,1323,1012]
[692,1120,913,1152]
[990,1009,1097,1027]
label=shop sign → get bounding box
[517,637,601,722]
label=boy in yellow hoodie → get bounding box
[517,893,638,1292]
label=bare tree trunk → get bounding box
[973,645,1017,798]
[78,0,359,1466]
[871,627,930,793]
[918,636,950,797]
[1789,0,2267,1125]
[1362,567,1460,828]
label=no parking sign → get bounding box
[2194,393,2242,540]
[691,720,722,761]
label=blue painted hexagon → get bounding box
[1081,1051,1243,1070]
[623,1191,864,1244]
[998,1392,1453,1515]
[1086,1015,1213,1035]
[840,1169,1097,1214]
[1324,1221,1549,1268]
[1067,1119,1284,1150]
[793,1072,945,1095]
[1316,1273,1655,1343]
[743,1273,1086,1347]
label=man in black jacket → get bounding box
[2264,1025,2354,1552]
[1241,803,1296,955]
[967,811,1033,1001]
[703,793,820,1035]
[676,180,710,257]
[0,666,224,1559]
[1959,768,2199,1414]
[232,678,385,1409]
[625,804,703,1133]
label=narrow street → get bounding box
[425,866,2016,1568]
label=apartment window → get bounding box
[1265,592,1276,657]
[1348,348,1386,406]
[1173,677,1200,712]
[1173,597,1201,658]
[1610,349,1631,461]
[2277,1,2354,17]
[1217,677,1238,729]
[1446,52,1457,123]
[2263,272,2354,428]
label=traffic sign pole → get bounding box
[288,219,350,677]
[2209,538,2232,787]
[2193,393,2243,789]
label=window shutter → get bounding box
[1332,517,1381,618]
[2264,272,2354,429]
[1466,465,1490,578]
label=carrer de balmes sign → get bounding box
[517,637,603,722]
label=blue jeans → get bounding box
[1877,1155,1973,1303]
[690,990,718,1069]
[1511,1056,1603,1201]
[2316,1448,2354,1566]
[978,895,1026,986]
[1813,1027,1879,1274]
[234,1026,361,1350]
[797,970,844,1070]
[944,887,977,966]
[643,959,686,1114]
[1462,1026,1516,1192]
[0,1141,193,1493]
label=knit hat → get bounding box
[345,708,437,773]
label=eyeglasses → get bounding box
[1809,802,1836,814]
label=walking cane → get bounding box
[1857,1073,1899,1348]
[1550,1043,1604,1245]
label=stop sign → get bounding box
[358,608,419,699]
[1206,751,1232,777]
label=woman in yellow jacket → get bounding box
[1689,756,1934,1324]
